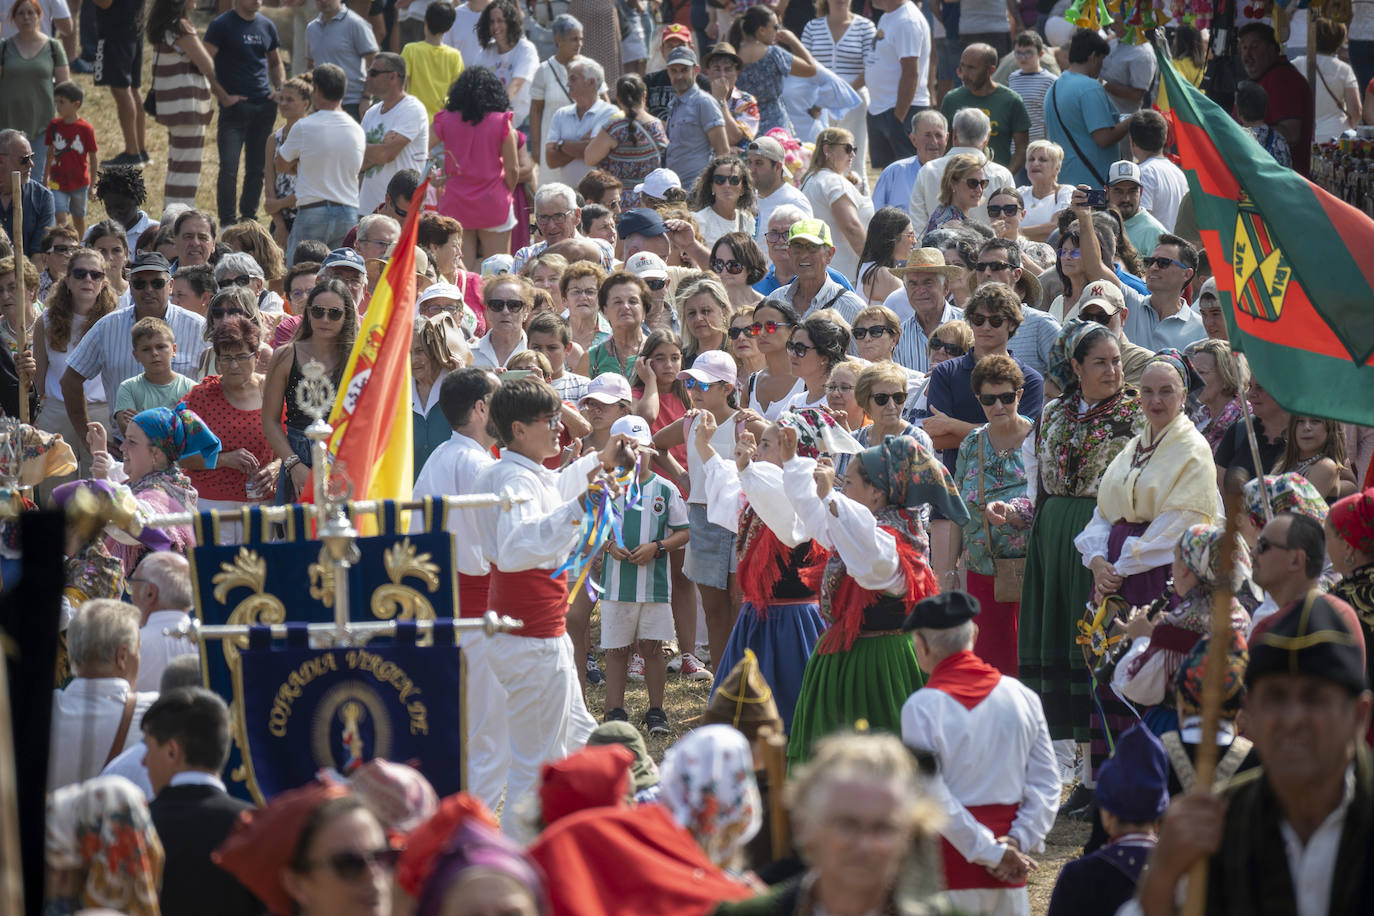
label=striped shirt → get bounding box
[599,474,688,603]
[891,299,962,375]
[66,304,207,398]
[800,15,876,84]
[1008,69,1058,142]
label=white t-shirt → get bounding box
[476,38,539,124]
[1291,55,1359,140]
[801,169,874,281]
[1136,155,1188,231]
[359,93,430,213]
[530,57,576,182]
[691,205,757,251]
[0,0,68,38]
[547,98,617,187]
[754,182,811,266]
[443,2,485,67]
[865,1,930,114]
[278,109,366,209]
[1016,183,1073,229]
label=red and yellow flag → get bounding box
[320,183,426,504]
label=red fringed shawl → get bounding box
[735,505,827,616]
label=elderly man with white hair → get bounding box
[908,108,1015,231]
[544,58,616,187]
[511,183,615,273]
[753,204,855,296]
[128,552,198,692]
[49,599,159,791]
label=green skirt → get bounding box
[1018,495,1096,742]
[786,633,924,765]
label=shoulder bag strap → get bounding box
[1047,81,1108,187]
[1314,61,1348,118]
[104,692,138,767]
[977,429,998,562]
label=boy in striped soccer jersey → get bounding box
[599,414,690,735]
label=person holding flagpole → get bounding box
[471,376,640,825]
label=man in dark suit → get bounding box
[143,687,263,916]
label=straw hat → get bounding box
[891,247,964,279]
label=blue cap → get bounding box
[322,248,367,274]
[1095,724,1170,823]
[617,208,667,239]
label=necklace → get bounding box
[1130,426,1166,470]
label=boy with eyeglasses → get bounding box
[113,318,195,436]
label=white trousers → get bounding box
[461,631,596,829]
[456,639,511,812]
[945,888,1030,916]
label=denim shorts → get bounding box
[683,502,737,590]
[53,186,89,217]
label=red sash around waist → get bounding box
[941,803,1024,890]
[488,567,568,639]
[456,572,490,619]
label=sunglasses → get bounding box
[728,324,760,339]
[131,277,168,290]
[367,67,396,77]
[930,338,965,355]
[851,325,892,340]
[1080,309,1110,324]
[16,154,34,165]
[712,173,743,185]
[69,267,106,281]
[757,320,788,335]
[985,204,1019,217]
[211,306,245,319]
[49,245,77,255]
[1058,248,1082,260]
[871,391,907,406]
[978,391,1019,406]
[964,177,989,190]
[828,143,857,155]
[310,305,345,320]
[711,258,744,274]
[486,298,526,312]
[643,278,667,291]
[1254,535,1292,555]
[684,377,717,390]
[968,312,1007,328]
[224,275,254,287]
[1142,256,1190,270]
[309,848,401,881]
[785,341,815,357]
[974,261,1012,273]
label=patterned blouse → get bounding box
[735,45,795,136]
[955,424,1031,575]
[595,114,669,210]
[1190,396,1243,454]
[1036,389,1144,500]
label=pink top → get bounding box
[433,109,515,231]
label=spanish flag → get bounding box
[319,184,425,504]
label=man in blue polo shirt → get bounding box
[753,205,853,296]
[205,0,284,228]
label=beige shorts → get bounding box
[600,600,675,649]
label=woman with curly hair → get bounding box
[432,66,520,270]
[689,156,756,251]
[783,313,850,411]
[34,248,116,474]
[473,0,539,126]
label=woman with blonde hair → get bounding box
[677,274,733,366]
[799,127,873,280]
[1275,415,1353,501]
[412,312,470,472]
[1186,338,1247,453]
[1015,139,1074,241]
[559,261,609,367]
[927,153,987,232]
[221,219,287,294]
[264,73,313,248]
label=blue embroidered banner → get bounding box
[233,621,465,803]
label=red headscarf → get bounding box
[539,744,635,826]
[1330,489,1374,555]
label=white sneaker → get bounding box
[694,645,711,665]
[666,653,683,673]
[627,653,645,682]
[679,652,713,682]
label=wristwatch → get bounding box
[654,539,666,558]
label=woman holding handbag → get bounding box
[143,0,226,208]
[952,353,1032,676]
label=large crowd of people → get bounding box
[6,0,1374,912]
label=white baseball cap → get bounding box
[581,372,634,405]
[633,168,682,200]
[609,414,653,445]
[481,254,514,277]
[677,349,737,388]
[417,282,463,307]
[625,251,669,281]
[1076,279,1126,315]
[1108,160,1142,187]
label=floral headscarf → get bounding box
[130,404,222,468]
[1329,488,1374,554]
[658,724,762,869]
[1174,629,1249,717]
[349,759,440,834]
[1044,317,1110,395]
[1143,347,1202,392]
[45,775,164,916]
[1242,473,1327,530]
[776,407,862,459]
[856,435,970,525]
[1178,523,1252,592]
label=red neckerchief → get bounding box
[923,650,1002,710]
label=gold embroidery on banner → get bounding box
[371,539,441,645]
[309,548,336,607]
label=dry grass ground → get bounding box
[72,30,1085,910]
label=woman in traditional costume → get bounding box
[693,407,858,732]
[781,433,968,765]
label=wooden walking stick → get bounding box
[8,171,28,424]
[757,725,790,860]
[1180,490,1244,916]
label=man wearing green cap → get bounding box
[761,219,865,327]
[1135,593,1374,915]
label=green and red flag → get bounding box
[1154,43,1374,427]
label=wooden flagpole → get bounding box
[1180,491,1244,916]
[9,172,28,424]
[758,725,790,860]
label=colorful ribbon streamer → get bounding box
[552,454,646,604]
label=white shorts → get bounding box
[600,600,675,649]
